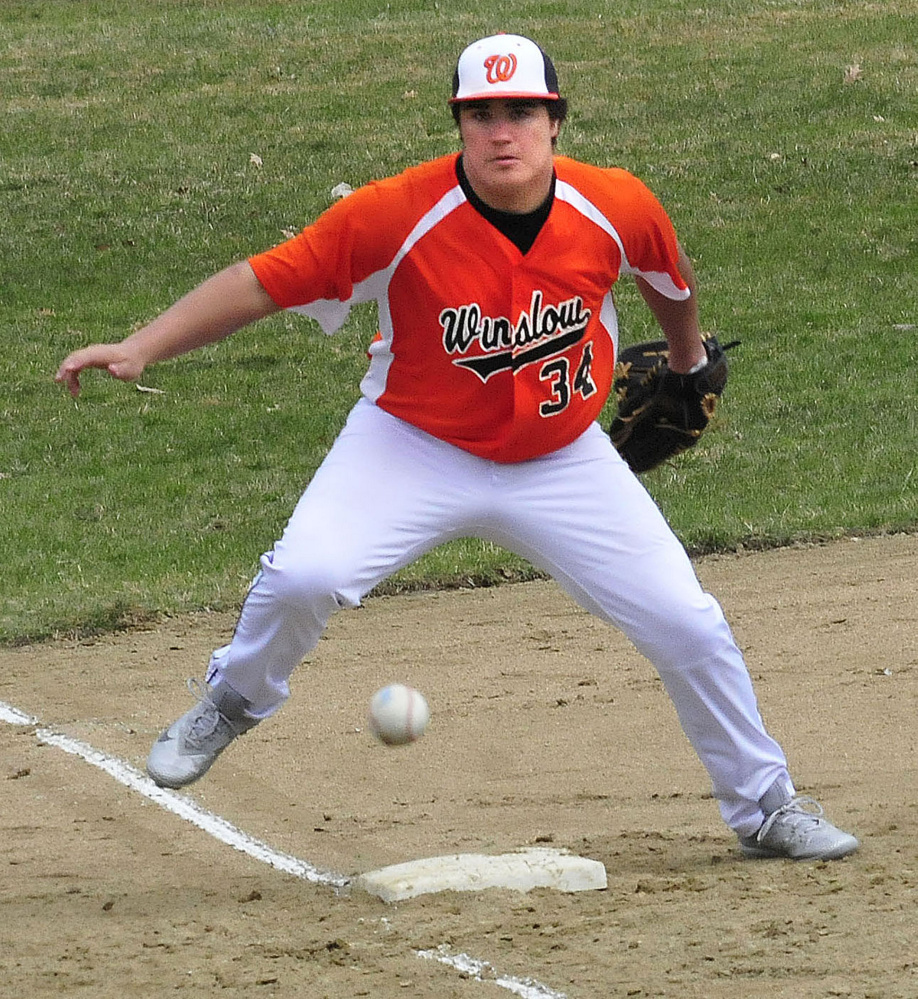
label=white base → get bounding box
[354,847,607,902]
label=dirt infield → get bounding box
[2,534,916,998]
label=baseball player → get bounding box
[56,34,858,860]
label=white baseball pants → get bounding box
[209,399,791,837]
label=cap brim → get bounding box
[449,92,560,104]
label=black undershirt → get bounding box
[456,155,555,255]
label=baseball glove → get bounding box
[609,335,737,473]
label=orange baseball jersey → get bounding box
[248,153,689,463]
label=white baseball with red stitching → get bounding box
[368,684,430,746]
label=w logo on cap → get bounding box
[484,53,518,84]
[451,34,561,104]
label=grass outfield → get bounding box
[1,0,916,642]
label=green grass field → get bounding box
[1,0,916,642]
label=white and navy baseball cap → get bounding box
[450,33,561,104]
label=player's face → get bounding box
[458,99,560,213]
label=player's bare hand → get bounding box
[55,344,147,398]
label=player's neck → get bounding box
[457,157,555,254]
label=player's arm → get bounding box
[635,244,707,374]
[55,261,279,398]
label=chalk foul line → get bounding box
[418,946,568,999]
[0,700,346,887]
[0,700,567,999]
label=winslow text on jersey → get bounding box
[440,290,591,382]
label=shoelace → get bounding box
[756,796,826,843]
[184,677,222,745]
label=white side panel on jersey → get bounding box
[289,297,352,335]
[554,181,690,302]
[599,289,619,359]
[360,184,468,403]
[288,268,390,335]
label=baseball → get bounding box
[368,684,430,746]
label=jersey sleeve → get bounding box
[609,171,690,300]
[247,157,461,335]
[247,187,388,334]
[554,158,690,302]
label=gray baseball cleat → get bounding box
[740,796,859,860]
[147,678,259,789]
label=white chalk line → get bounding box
[0,702,35,726]
[0,700,345,887]
[418,946,567,999]
[0,700,567,999]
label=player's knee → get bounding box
[259,552,361,615]
[638,594,736,674]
